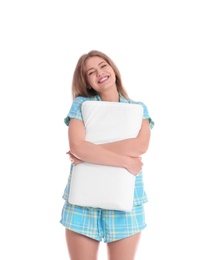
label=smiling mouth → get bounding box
[98,76,109,83]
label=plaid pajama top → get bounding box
[62,94,154,206]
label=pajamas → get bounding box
[60,202,146,243]
[60,94,154,242]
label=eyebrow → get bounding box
[87,61,106,73]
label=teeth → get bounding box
[99,77,108,83]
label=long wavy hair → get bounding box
[71,50,129,99]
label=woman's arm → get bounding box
[68,119,143,176]
[99,119,151,157]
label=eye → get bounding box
[101,64,107,68]
[88,71,95,76]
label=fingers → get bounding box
[66,151,74,164]
[138,156,143,166]
[66,151,83,166]
[66,151,75,160]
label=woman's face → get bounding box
[84,56,117,95]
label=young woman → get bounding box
[60,50,154,260]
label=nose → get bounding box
[96,68,102,77]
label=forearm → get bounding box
[99,137,147,157]
[68,118,143,175]
[70,140,130,169]
[100,119,151,156]
[70,131,150,160]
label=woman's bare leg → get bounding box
[107,232,141,260]
[65,229,100,260]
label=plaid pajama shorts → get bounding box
[60,202,146,243]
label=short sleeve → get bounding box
[64,96,87,126]
[138,101,155,129]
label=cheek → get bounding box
[87,77,96,88]
[88,77,93,85]
[110,70,116,81]
[86,76,92,85]
[111,74,116,83]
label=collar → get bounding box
[95,94,128,103]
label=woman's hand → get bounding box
[125,156,143,176]
[66,151,84,166]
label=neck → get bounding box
[100,90,119,102]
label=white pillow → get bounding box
[68,101,143,211]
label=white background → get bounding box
[0,0,213,259]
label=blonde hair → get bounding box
[71,50,129,99]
